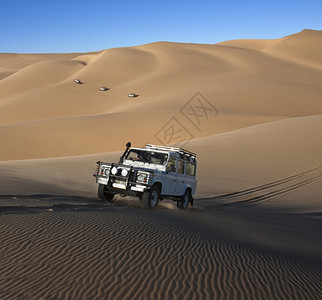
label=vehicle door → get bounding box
[175,159,186,196]
[185,162,197,193]
[163,156,177,195]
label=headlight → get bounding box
[111,167,118,175]
[100,166,110,176]
[121,169,128,177]
[137,172,149,184]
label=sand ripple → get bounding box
[0,208,320,300]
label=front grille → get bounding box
[108,164,132,187]
[129,170,136,182]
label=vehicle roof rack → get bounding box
[145,144,196,159]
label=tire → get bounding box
[142,185,160,209]
[177,189,191,209]
[98,184,114,203]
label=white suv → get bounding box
[94,142,197,209]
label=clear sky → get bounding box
[1,0,321,53]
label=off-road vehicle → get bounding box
[128,92,139,98]
[99,86,109,91]
[94,142,197,209]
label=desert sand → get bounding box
[0,29,321,299]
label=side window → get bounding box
[177,160,185,175]
[186,163,196,176]
[166,157,177,173]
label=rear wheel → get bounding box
[98,184,114,203]
[142,185,160,209]
[177,189,191,209]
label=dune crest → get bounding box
[263,29,322,69]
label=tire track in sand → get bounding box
[201,166,322,208]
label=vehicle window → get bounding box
[166,157,176,173]
[186,162,196,176]
[177,160,185,174]
[126,150,168,165]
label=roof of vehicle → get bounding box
[142,144,197,162]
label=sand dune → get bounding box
[219,29,322,69]
[0,53,84,80]
[0,30,322,160]
[1,115,321,205]
[0,59,86,98]
[264,29,322,70]
[0,30,321,299]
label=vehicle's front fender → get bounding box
[182,185,194,206]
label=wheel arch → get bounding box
[184,186,194,206]
[182,184,192,196]
[185,186,192,193]
[152,181,162,192]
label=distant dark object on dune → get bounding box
[128,92,139,98]
[74,79,83,84]
[99,86,110,91]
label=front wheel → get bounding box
[98,184,114,203]
[142,185,160,209]
[177,189,191,209]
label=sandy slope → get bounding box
[0,30,322,299]
[1,115,321,207]
[0,30,322,159]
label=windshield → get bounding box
[125,149,168,166]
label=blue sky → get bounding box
[1,0,321,53]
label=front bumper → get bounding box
[96,175,148,195]
[94,162,153,194]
